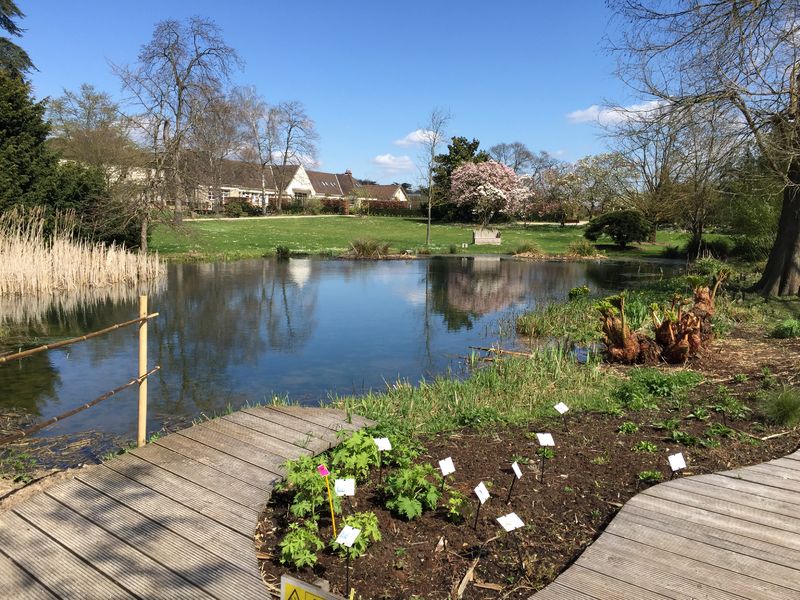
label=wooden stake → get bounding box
[137,296,148,447]
[325,475,337,538]
[473,501,481,529]
[505,473,517,504]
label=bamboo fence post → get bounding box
[137,295,148,447]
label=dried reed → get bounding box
[0,208,165,298]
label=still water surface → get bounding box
[0,257,677,453]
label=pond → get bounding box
[0,257,679,461]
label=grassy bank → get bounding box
[151,216,689,261]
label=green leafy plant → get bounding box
[280,455,341,519]
[669,430,698,446]
[0,450,37,484]
[444,489,468,523]
[568,285,590,300]
[637,470,663,485]
[761,367,778,390]
[536,447,555,460]
[590,454,609,465]
[275,245,291,260]
[632,440,659,453]
[650,418,681,431]
[384,464,442,520]
[711,386,751,421]
[331,511,381,559]
[617,421,639,434]
[770,319,800,339]
[279,521,324,569]
[705,423,734,438]
[732,373,749,384]
[687,406,710,421]
[330,430,379,481]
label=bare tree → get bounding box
[571,152,635,218]
[609,0,800,296]
[269,101,319,213]
[417,108,451,245]
[489,141,535,174]
[113,17,241,224]
[236,86,272,214]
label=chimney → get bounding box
[345,169,352,176]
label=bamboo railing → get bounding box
[0,296,159,447]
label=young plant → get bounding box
[637,470,663,485]
[384,464,442,520]
[686,406,710,421]
[279,521,324,569]
[536,447,555,460]
[444,489,468,523]
[330,430,379,481]
[632,440,659,453]
[617,421,639,434]
[650,418,681,431]
[331,511,381,559]
[705,423,734,438]
[669,430,698,446]
[281,455,341,519]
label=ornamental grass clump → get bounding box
[349,238,390,258]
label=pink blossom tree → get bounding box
[450,161,528,228]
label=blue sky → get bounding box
[19,1,636,183]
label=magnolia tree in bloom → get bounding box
[450,161,528,228]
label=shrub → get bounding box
[280,455,341,519]
[279,521,324,568]
[222,198,260,217]
[568,285,590,300]
[303,197,324,215]
[760,387,800,427]
[350,239,390,258]
[566,238,600,257]
[384,464,442,520]
[514,242,542,255]
[584,210,651,247]
[448,244,458,254]
[331,511,381,558]
[771,319,800,339]
[275,245,291,260]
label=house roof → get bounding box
[357,184,406,201]
[306,170,343,196]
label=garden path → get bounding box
[0,406,372,599]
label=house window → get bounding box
[294,192,308,200]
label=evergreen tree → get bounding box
[0,0,34,73]
[431,136,489,221]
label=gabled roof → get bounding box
[357,184,407,201]
[336,172,358,196]
[306,170,343,196]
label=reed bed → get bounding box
[0,209,164,297]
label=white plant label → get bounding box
[497,512,525,532]
[668,452,686,472]
[439,457,456,477]
[335,525,361,548]
[512,461,523,480]
[474,482,490,505]
[373,437,392,452]
[334,478,355,497]
[536,433,555,447]
[554,402,569,415]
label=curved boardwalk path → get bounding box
[533,449,800,600]
[0,406,373,599]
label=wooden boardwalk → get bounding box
[533,449,800,600]
[0,406,372,599]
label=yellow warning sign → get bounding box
[280,575,345,600]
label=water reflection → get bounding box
[0,257,680,443]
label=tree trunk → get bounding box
[140,217,149,254]
[647,222,657,243]
[752,181,800,297]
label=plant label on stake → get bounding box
[554,402,570,431]
[496,512,526,574]
[506,461,523,503]
[373,437,392,485]
[668,452,686,479]
[335,525,361,597]
[536,433,555,484]
[335,478,356,513]
[318,464,337,537]
[439,457,455,491]
[473,481,490,529]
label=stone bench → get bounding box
[472,228,502,245]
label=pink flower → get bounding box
[450,161,528,227]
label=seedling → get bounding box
[617,421,639,434]
[687,406,710,421]
[445,489,468,523]
[637,470,663,485]
[669,430,698,446]
[473,481,490,529]
[632,440,659,453]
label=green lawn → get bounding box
[150,215,690,261]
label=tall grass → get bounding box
[0,208,164,297]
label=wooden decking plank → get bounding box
[748,462,800,481]
[577,543,749,600]
[592,533,790,600]
[283,405,373,429]
[197,417,313,460]
[243,406,341,444]
[666,477,800,519]
[74,466,256,572]
[606,516,800,592]
[622,502,800,569]
[14,493,212,599]
[155,432,281,491]
[721,466,800,495]
[555,564,673,600]
[222,410,332,452]
[766,457,800,473]
[642,483,800,535]
[616,507,800,573]
[531,582,601,599]
[176,427,287,475]
[0,510,134,599]
[131,440,271,505]
[627,493,800,552]
[269,405,360,432]
[103,453,258,536]
[695,473,800,506]
[0,550,59,600]
[45,479,264,600]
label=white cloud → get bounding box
[394,129,435,146]
[372,153,414,174]
[567,100,664,126]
